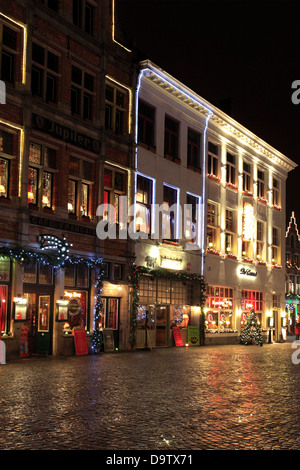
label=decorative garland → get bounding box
[129,264,207,349]
[0,244,103,269]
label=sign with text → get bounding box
[20,327,29,358]
[172,326,183,346]
[188,326,200,346]
[72,328,88,355]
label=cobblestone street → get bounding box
[1,341,300,451]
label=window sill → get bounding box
[0,197,11,204]
[187,165,201,173]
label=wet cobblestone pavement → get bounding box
[1,341,300,451]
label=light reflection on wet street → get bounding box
[1,342,300,450]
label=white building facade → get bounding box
[133,60,296,347]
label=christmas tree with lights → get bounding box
[240,308,263,346]
[92,270,104,353]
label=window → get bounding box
[272,227,280,265]
[243,161,252,193]
[257,168,265,199]
[272,177,280,207]
[32,43,59,103]
[71,65,94,120]
[101,297,119,329]
[256,221,265,261]
[23,262,53,284]
[208,142,219,177]
[0,157,9,198]
[135,174,153,234]
[187,129,201,169]
[104,167,126,228]
[0,23,18,84]
[138,100,155,147]
[68,156,93,217]
[105,83,126,134]
[225,209,236,255]
[164,116,179,160]
[162,184,179,241]
[73,0,94,35]
[207,202,219,251]
[226,152,236,185]
[0,258,11,333]
[206,286,234,329]
[241,290,264,325]
[28,142,56,208]
[185,193,199,244]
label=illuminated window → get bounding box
[162,184,178,241]
[225,209,236,254]
[187,128,201,170]
[104,167,126,228]
[31,43,59,103]
[206,285,234,329]
[272,226,280,265]
[138,100,155,147]
[272,177,280,207]
[28,142,56,208]
[207,202,219,250]
[257,168,265,199]
[28,167,38,205]
[71,65,94,120]
[226,151,236,185]
[186,193,199,243]
[68,157,93,217]
[241,289,264,325]
[135,174,153,234]
[164,116,179,160]
[256,221,265,261]
[105,83,126,134]
[208,141,219,176]
[0,157,9,198]
[243,161,252,192]
[73,0,94,35]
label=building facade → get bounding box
[285,212,300,334]
[0,0,135,358]
[133,60,296,348]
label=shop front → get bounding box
[134,272,201,348]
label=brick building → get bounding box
[0,0,135,357]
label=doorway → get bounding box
[156,305,169,346]
[24,292,53,355]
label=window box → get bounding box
[226,253,237,259]
[257,197,268,205]
[206,248,220,256]
[28,203,39,211]
[272,264,282,269]
[81,215,90,222]
[243,190,253,197]
[273,204,281,211]
[242,257,253,263]
[207,173,221,183]
[257,260,267,266]
[68,213,77,220]
[187,165,201,173]
[226,182,238,191]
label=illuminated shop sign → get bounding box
[239,267,257,278]
[160,256,182,270]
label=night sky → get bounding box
[116,0,300,227]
